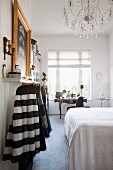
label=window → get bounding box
[48,50,91,99]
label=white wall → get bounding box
[108,31,113,106]
[34,34,110,114]
[18,0,31,27]
[0,0,31,169]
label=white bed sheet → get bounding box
[64,107,113,170]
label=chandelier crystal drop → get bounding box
[63,0,113,38]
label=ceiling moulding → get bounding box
[32,33,109,39]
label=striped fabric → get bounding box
[3,85,41,163]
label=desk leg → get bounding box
[59,103,62,119]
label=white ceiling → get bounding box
[31,0,113,36]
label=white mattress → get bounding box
[64,107,113,170]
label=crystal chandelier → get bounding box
[63,0,113,38]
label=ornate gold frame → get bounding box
[13,0,31,76]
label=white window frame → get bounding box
[48,50,91,99]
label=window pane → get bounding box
[48,51,57,59]
[81,60,91,65]
[59,60,80,65]
[81,51,91,59]
[60,68,79,94]
[48,60,57,65]
[48,68,56,99]
[59,52,79,59]
[48,50,91,99]
[81,68,91,98]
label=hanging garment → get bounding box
[36,84,51,137]
[3,84,42,163]
[41,86,52,133]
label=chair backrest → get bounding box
[76,96,84,107]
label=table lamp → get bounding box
[80,85,84,96]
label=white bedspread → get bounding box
[64,107,113,170]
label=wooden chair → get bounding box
[67,96,89,111]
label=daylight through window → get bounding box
[48,50,91,99]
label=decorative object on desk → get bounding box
[67,90,71,97]
[3,37,15,60]
[63,89,66,93]
[55,92,63,99]
[2,64,7,78]
[63,0,113,38]
[98,90,105,100]
[97,90,106,107]
[72,93,76,98]
[62,89,67,98]
[80,85,84,96]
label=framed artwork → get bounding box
[13,0,31,77]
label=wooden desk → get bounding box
[54,98,87,119]
[54,98,77,119]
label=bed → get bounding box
[64,107,113,170]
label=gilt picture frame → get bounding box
[13,0,31,77]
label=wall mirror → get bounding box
[13,0,31,77]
